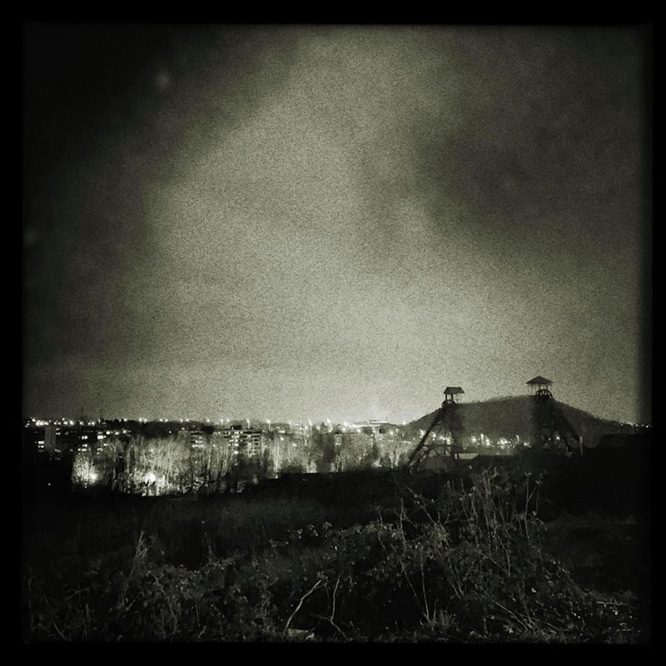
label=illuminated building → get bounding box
[220,424,267,458]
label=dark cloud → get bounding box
[23,24,301,365]
[23,25,650,424]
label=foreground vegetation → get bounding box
[22,465,648,643]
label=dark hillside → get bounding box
[409,396,643,447]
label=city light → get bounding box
[30,403,624,496]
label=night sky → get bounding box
[23,24,651,424]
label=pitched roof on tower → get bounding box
[526,376,552,385]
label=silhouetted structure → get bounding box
[526,375,553,397]
[408,386,465,468]
[527,376,581,454]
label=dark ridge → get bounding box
[408,395,644,448]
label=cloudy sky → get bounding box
[23,24,651,424]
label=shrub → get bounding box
[24,468,644,643]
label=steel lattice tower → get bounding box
[526,376,582,454]
[407,386,465,468]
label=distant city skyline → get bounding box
[22,386,651,429]
[23,25,652,426]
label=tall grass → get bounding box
[23,468,644,643]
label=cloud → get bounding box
[23,26,650,423]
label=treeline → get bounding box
[70,431,418,495]
[71,436,276,495]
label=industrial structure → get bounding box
[407,376,584,467]
[527,376,582,454]
[407,386,465,468]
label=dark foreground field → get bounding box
[21,451,651,643]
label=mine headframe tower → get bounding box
[407,386,465,469]
[526,376,582,455]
